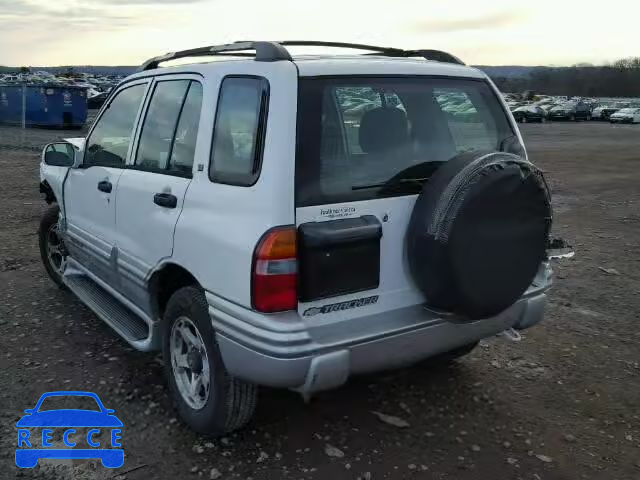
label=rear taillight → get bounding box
[252,226,297,313]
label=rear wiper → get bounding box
[352,177,428,191]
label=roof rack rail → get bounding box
[141,40,464,70]
[278,41,465,65]
[141,41,293,70]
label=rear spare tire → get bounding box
[407,151,551,319]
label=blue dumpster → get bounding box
[0,83,88,128]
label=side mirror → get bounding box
[43,142,75,167]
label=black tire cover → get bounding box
[407,151,552,320]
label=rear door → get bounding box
[114,77,203,309]
[294,76,515,324]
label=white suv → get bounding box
[38,41,554,435]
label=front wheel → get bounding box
[162,286,257,436]
[38,205,67,289]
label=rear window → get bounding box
[296,77,514,206]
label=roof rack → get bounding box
[279,41,465,65]
[141,40,464,71]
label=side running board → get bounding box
[63,264,158,351]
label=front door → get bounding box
[63,81,149,284]
[114,79,203,309]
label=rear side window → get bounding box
[296,77,513,207]
[85,84,146,168]
[209,77,269,186]
[135,80,202,177]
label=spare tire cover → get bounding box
[407,151,552,320]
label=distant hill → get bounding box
[475,65,538,78]
[0,66,138,76]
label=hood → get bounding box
[16,410,123,428]
[62,137,86,150]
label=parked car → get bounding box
[87,91,109,109]
[512,105,546,123]
[592,106,619,121]
[609,108,640,124]
[548,102,592,121]
[37,40,557,436]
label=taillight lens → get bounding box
[252,226,297,313]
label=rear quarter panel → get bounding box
[171,61,299,307]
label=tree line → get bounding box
[492,57,640,98]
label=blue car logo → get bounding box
[15,391,123,468]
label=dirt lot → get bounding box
[0,121,639,480]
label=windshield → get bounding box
[296,77,513,206]
[37,395,101,412]
[617,108,636,114]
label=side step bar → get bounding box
[63,260,158,351]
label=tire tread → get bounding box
[38,204,66,289]
[163,286,257,436]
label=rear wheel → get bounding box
[162,286,257,436]
[38,205,66,289]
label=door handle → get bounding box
[153,192,177,209]
[97,180,112,193]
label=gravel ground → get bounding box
[0,120,639,480]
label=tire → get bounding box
[162,286,257,436]
[38,205,66,289]
[406,151,551,320]
[521,116,528,123]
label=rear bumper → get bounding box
[208,275,550,394]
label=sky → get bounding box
[1,0,638,67]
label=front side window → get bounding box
[85,84,147,168]
[296,77,513,206]
[209,77,269,185]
